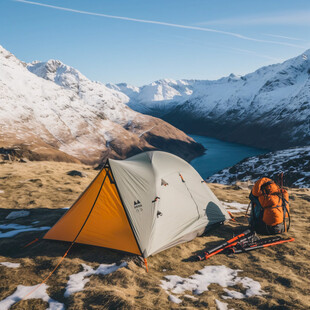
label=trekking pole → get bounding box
[229,235,281,253]
[197,230,253,260]
[279,172,284,189]
[230,237,294,254]
[245,202,251,217]
[278,171,290,232]
[249,235,282,246]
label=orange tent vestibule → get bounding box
[43,167,141,255]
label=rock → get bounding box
[234,181,254,190]
[66,170,87,177]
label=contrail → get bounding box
[263,33,306,42]
[15,0,306,49]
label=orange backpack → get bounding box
[249,177,290,234]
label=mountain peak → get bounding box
[0,45,203,164]
[27,59,132,106]
[27,59,85,89]
[0,44,26,68]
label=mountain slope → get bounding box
[0,45,204,164]
[108,51,310,150]
[207,146,310,188]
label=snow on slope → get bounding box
[207,146,310,188]
[27,60,133,125]
[107,79,193,115]
[0,45,203,164]
[108,51,310,150]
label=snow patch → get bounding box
[215,299,230,310]
[64,262,127,297]
[160,265,265,305]
[5,210,30,220]
[0,262,20,268]
[184,294,198,300]
[221,201,248,213]
[0,284,64,310]
[0,223,50,238]
[168,294,182,304]
[222,288,245,299]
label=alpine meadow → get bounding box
[0,1,309,309]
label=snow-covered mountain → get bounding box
[207,146,310,188]
[0,45,203,164]
[107,51,310,150]
[27,60,132,124]
[107,79,193,116]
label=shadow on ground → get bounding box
[0,207,135,265]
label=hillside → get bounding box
[107,51,310,150]
[207,146,310,188]
[0,161,309,309]
[0,45,203,165]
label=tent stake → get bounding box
[144,258,149,273]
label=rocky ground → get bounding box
[207,146,310,188]
[0,161,309,309]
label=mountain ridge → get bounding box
[0,45,204,164]
[106,50,310,150]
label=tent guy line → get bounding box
[14,0,306,49]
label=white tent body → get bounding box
[109,151,230,257]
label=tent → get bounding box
[44,151,230,258]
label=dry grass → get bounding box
[0,161,309,309]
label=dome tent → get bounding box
[44,151,230,257]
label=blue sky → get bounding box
[1,0,310,85]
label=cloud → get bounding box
[198,10,310,26]
[15,0,306,49]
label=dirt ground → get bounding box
[0,161,309,309]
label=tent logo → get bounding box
[134,200,142,209]
[161,179,168,186]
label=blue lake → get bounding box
[189,135,267,179]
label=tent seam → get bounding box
[108,159,144,257]
[72,169,109,243]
